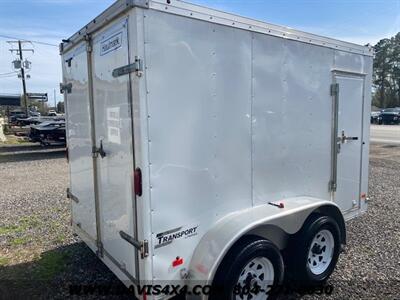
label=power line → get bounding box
[0,71,18,76]
[0,74,18,78]
[0,34,58,47]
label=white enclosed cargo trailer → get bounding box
[60,0,373,298]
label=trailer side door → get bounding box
[334,73,365,213]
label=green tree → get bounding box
[373,33,400,109]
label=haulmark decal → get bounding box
[100,32,122,56]
[155,225,198,249]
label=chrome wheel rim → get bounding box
[307,229,335,275]
[235,256,274,300]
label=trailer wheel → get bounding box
[211,236,284,300]
[287,215,341,286]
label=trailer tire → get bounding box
[210,236,284,300]
[286,215,341,287]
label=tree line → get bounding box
[373,33,400,109]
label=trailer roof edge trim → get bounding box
[61,0,373,57]
[60,0,149,53]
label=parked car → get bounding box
[380,107,400,125]
[371,111,382,124]
[15,116,43,126]
[29,111,41,117]
[8,111,27,124]
[29,121,66,145]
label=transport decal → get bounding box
[100,32,122,56]
[155,225,198,249]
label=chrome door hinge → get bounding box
[91,146,98,158]
[329,180,337,192]
[112,56,143,78]
[140,240,149,259]
[66,188,79,203]
[84,35,93,53]
[330,83,339,96]
[60,82,72,94]
[96,240,104,257]
[119,231,149,259]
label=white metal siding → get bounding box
[252,34,334,205]
[144,9,252,280]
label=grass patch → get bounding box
[10,236,30,246]
[0,216,40,236]
[34,252,68,281]
[0,256,10,266]
[55,233,66,243]
[0,225,21,235]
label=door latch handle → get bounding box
[339,131,359,143]
[92,140,106,158]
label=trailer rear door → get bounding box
[90,18,138,278]
[334,74,364,212]
[63,43,97,243]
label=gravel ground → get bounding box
[0,143,399,299]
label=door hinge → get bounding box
[119,231,149,259]
[84,35,93,53]
[330,83,339,96]
[92,146,98,158]
[60,82,72,94]
[96,240,104,257]
[112,56,143,78]
[65,57,73,67]
[66,188,79,203]
[140,240,149,259]
[329,180,337,192]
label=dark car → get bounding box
[8,111,27,124]
[380,108,400,125]
[371,111,382,124]
[15,116,43,126]
[29,121,66,145]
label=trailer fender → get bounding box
[187,197,343,288]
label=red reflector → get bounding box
[172,257,183,267]
[134,168,142,196]
[361,193,367,199]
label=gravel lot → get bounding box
[0,143,399,299]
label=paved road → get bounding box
[370,124,400,144]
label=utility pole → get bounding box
[54,88,56,112]
[18,41,28,115]
[7,40,34,116]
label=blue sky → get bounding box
[1,0,399,104]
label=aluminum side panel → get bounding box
[252,34,334,205]
[144,10,252,281]
[63,43,97,240]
